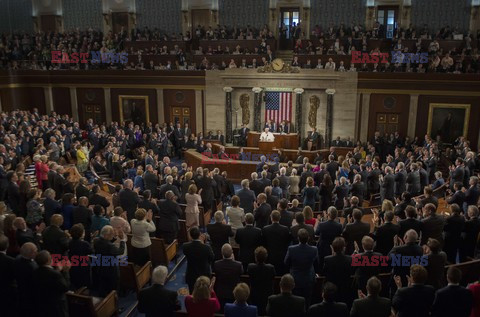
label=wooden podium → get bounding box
[247,132,299,149]
[258,141,275,152]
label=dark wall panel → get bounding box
[0,87,46,114]
[52,88,72,116]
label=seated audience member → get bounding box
[138,265,181,317]
[424,238,447,290]
[214,244,244,310]
[342,209,370,254]
[248,246,276,315]
[431,266,473,317]
[131,208,156,266]
[266,274,306,317]
[32,250,70,317]
[350,276,391,317]
[262,210,291,275]
[392,265,435,317]
[207,211,234,260]
[224,283,258,317]
[183,227,215,293]
[68,224,93,289]
[185,276,220,317]
[285,228,319,307]
[307,282,349,317]
[42,214,70,256]
[93,225,125,297]
[235,213,262,270]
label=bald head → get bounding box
[20,242,38,259]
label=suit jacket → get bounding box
[75,184,90,200]
[119,188,140,220]
[351,181,367,203]
[137,284,180,317]
[464,217,480,257]
[207,222,234,260]
[224,303,258,317]
[392,284,435,317]
[426,252,447,289]
[213,258,244,299]
[323,253,353,302]
[92,237,125,279]
[285,243,319,289]
[72,205,92,232]
[350,295,391,317]
[236,188,256,214]
[354,250,384,291]
[262,223,291,275]
[367,168,381,194]
[89,193,110,209]
[315,220,343,257]
[249,179,263,197]
[389,243,423,278]
[266,293,306,317]
[290,223,315,244]
[143,171,159,196]
[42,225,70,255]
[464,185,480,206]
[395,170,407,196]
[406,170,421,195]
[373,222,400,255]
[158,183,181,200]
[398,217,422,238]
[254,202,272,229]
[6,181,20,214]
[53,172,67,199]
[307,301,349,317]
[156,199,183,235]
[446,190,465,206]
[183,240,215,284]
[342,221,371,254]
[421,214,445,245]
[235,225,262,265]
[0,253,15,302]
[14,255,38,310]
[431,284,473,317]
[279,209,294,228]
[248,263,276,303]
[33,266,69,317]
[380,173,395,202]
[44,197,62,226]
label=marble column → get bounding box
[69,87,79,122]
[223,87,234,144]
[104,88,112,124]
[408,94,419,138]
[156,88,165,124]
[44,87,54,114]
[325,89,336,147]
[252,87,263,131]
[293,88,304,140]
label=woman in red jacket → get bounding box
[185,276,220,317]
[34,155,49,189]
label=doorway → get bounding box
[279,8,300,50]
[171,107,191,127]
[112,12,129,35]
[191,9,211,38]
[377,6,398,39]
[375,113,399,136]
[40,15,58,32]
[80,104,103,126]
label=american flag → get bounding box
[264,91,293,124]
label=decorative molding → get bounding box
[294,88,305,94]
[223,86,234,92]
[325,89,336,95]
[252,87,263,93]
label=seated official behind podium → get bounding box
[277,120,290,134]
[260,128,275,142]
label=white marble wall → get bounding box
[205,69,359,143]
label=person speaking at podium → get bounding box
[260,127,275,142]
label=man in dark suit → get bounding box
[285,229,319,307]
[248,246,276,315]
[266,274,306,317]
[89,185,110,209]
[342,209,370,254]
[15,242,39,316]
[447,181,465,206]
[158,175,181,199]
[14,217,42,247]
[351,177,367,206]
[207,211,234,260]
[398,205,422,237]
[6,171,20,215]
[183,227,215,292]
[392,265,435,317]
[44,188,61,226]
[32,250,70,317]
[93,225,126,297]
[262,210,291,275]
[213,244,244,310]
[406,163,421,196]
[323,237,353,305]
[449,159,465,191]
[380,166,395,202]
[307,282,349,317]
[304,128,319,151]
[290,212,315,244]
[53,166,67,200]
[463,176,480,212]
[138,265,180,317]
[75,178,90,201]
[350,276,391,317]
[253,193,271,229]
[72,196,93,241]
[250,173,263,197]
[143,165,159,198]
[237,179,256,214]
[431,267,473,317]
[277,120,290,134]
[372,211,399,255]
[0,236,16,316]
[394,162,407,198]
[367,162,381,196]
[119,179,140,221]
[278,198,294,228]
[462,205,480,260]
[326,155,339,181]
[239,124,250,146]
[315,207,343,267]
[173,122,184,158]
[443,203,465,263]
[235,213,262,270]
[354,236,383,292]
[156,191,183,244]
[42,214,70,256]
[420,203,445,246]
[138,190,160,215]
